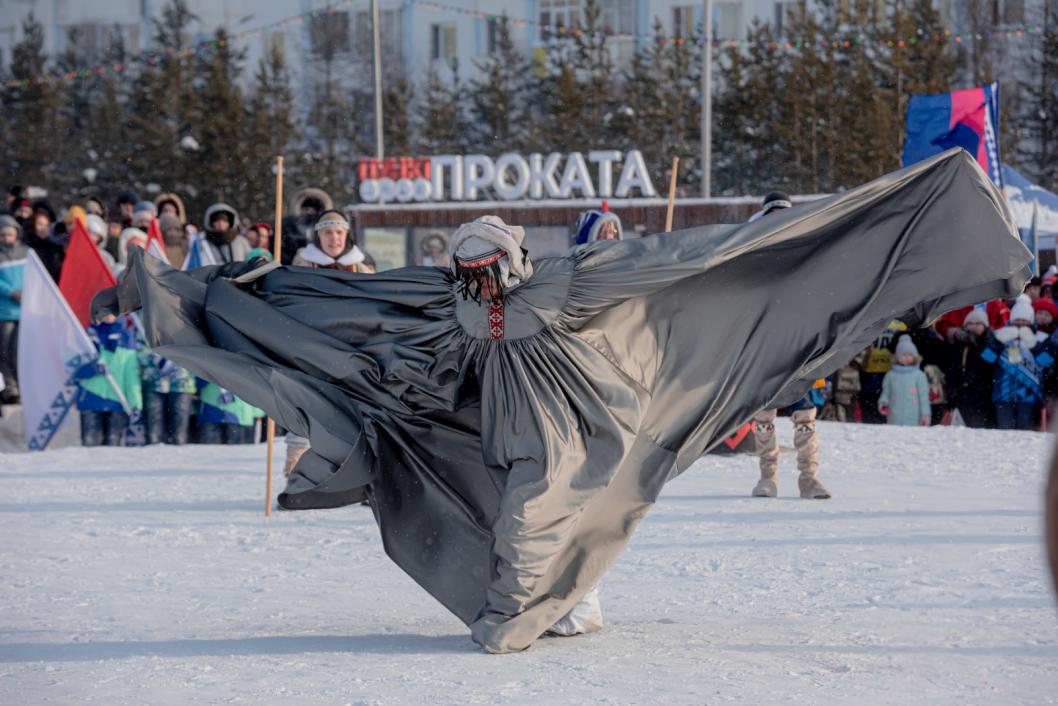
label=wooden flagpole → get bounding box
[664,156,680,233]
[265,156,284,517]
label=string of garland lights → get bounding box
[3,0,1046,90]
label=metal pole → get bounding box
[372,0,385,159]
[700,0,713,198]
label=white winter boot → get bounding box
[752,409,779,497]
[792,408,830,499]
[547,587,604,637]
[283,434,311,478]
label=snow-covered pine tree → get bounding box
[83,29,130,203]
[613,19,667,186]
[1018,3,1058,191]
[125,0,200,210]
[190,28,248,214]
[417,59,467,155]
[382,76,415,157]
[880,0,957,167]
[469,15,533,154]
[535,0,615,154]
[245,37,297,219]
[2,13,66,193]
[303,9,359,198]
[829,1,901,189]
[714,20,787,195]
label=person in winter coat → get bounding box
[245,222,273,252]
[859,319,910,424]
[84,196,105,218]
[821,353,863,423]
[879,335,932,426]
[196,379,262,445]
[116,228,148,275]
[934,301,1010,342]
[981,295,1055,431]
[285,210,376,477]
[131,201,156,230]
[0,215,26,404]
[202,203,250,264]
[141,351,196,445]
[75,316,143,446]
[291,210,376,273]
[747,192,830,500]
[154,193,187,224]
[25,201,64,280]
[282,188,333,265]
[159,213,188,268]
[1034,297,1057,336]
[1025,276,1043,303]
[573,209,623,245]
[115,192,137,228]
[945,309,995,428]
[85,214,118,273]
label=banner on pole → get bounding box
[18,251,99,451]
[902,83,1002,186]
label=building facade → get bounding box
[0,1,1047,95]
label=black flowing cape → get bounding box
[94,149,1030,652]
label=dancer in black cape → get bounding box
[95,149,1030,653]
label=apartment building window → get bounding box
[599,0,636,35]
[431,23,457,61]
[539,0,580,41]
[487,17,499,54]
[773,2,789,35]
[673,5,696,39]
[714,2,741,40]
[996,0,1024,25]
[355,10,403,58]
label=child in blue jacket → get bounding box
[982,296,1056,430]
[75,317,143,446]
[879,335,932,426]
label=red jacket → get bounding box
[934,300,1010,339]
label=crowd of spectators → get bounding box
[0,183,1052,448]
[0,185,373,446]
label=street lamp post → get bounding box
[700,0,713,199]
[372,0,385,159]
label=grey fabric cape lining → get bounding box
[93,149,1031,653]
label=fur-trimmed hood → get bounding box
[290,187,333,215]
[154,192,187,224]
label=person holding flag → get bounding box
[19,246,120,451]
[0,215,26,405]
[74,316,141,446]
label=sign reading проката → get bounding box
[357,150,657,204]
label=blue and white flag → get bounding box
[17,251,99,450]
[181,231,216,271]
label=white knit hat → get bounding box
[963,308,989,328]
[1010,294,1034,324]
[894,335,919,360]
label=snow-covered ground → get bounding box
[2,422,1056,705]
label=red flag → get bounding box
[147,217,165,251]
[58,219,117,328]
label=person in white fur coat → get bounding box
[285,210,376,480]
[291,210,376,274]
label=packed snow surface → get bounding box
[2,422,1056,705]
